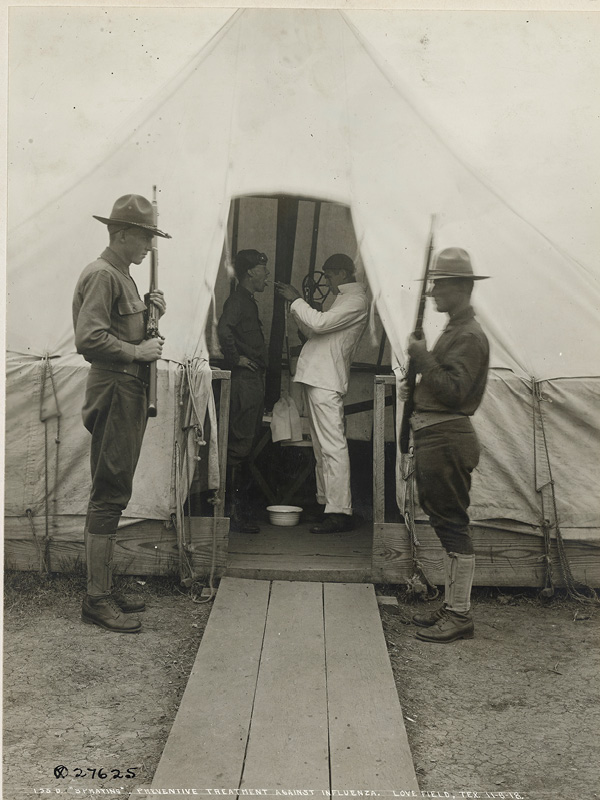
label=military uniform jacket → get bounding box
[217,286,267,370]
[73,247,147,364]
[413,305,489,416]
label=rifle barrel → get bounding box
[399,215,436,454]
[147,187,160,418]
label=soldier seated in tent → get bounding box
[401,247,490,643]
[275,254,369,534]
[217,249,270,534]
[73,194,171,634]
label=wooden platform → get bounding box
[3,515,229,577]
[373,520,600,588]
[143,577,418,796]
[225,518,600,588]
[5,514,600,588]
[226,520,372,582]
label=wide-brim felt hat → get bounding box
[421,247,489,280]
[93,194,171,238]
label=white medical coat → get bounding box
[290,283,369,395]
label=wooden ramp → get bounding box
[143,578,419,797]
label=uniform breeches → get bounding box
[413,418,480,555]
[303,385,352,516]
[82,370,148,535]
[227,368,266,466]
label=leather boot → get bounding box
[112,591,146,614]
[415,609,474,642]
[310,513,353,534]
[224,464,236,520]
[82,531,142,633]
[416,552,475,643]
[82,595,142,633]
[228,464,260,534]
[412,550,452,627]
[412,604,449,628]
[230,508,260,534]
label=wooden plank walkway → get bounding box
[144,577,419,797]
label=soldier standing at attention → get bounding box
[73,194,170,633]
[401,247,490,643]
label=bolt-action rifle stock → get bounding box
[399,215,436,454]
[146,186,161,418]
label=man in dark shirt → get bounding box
[402,247,490,643]
[217,249,270,534]
[73,194,170,633]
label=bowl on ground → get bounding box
[266,505,303,527]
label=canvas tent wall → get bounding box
[6,9,600,582]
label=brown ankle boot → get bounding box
[227,464,260,534]
[412,603,449,628]
[415,610,474,643]
[415,552,476,643]
[111,591,146,614]
[82,595,142,633]
[230,514,260,534]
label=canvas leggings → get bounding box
[413,418,480,555]
[82,369,148,536]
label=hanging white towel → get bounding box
[270,395,304,443]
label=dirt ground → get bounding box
[3,571,599,800]
[379,588,599,800]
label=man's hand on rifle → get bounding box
[147,289,167,318]
[407,331,428,360]
[136,336,165,362]
[398,378,409,402]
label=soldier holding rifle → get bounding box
[400,247,489,643]
[73,194,170,633]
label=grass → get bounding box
[6,566,593,610]
[374,581,599,613]
[3,565,213,614]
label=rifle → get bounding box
[399,215,436,454]
[146,186,161,417]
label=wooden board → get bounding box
[7,514,598,588]
[150,577,270,789]
[226,522,372,582]
[324,582,419,791]
[141,578,419,795]
[4,515,229,579]
[239,580,330,789]
[372,521,600,587]
[372,376,389,524]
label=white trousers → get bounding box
[303,384,352,516]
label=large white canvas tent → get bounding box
[5,8,600,585]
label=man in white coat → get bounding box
[275,254,369,533]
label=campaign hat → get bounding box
[425,247,489,280]
[93,194,171,238]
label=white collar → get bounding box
[338,282,364,295]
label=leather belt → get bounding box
[410,411,466,432]
[90,361,150,384]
